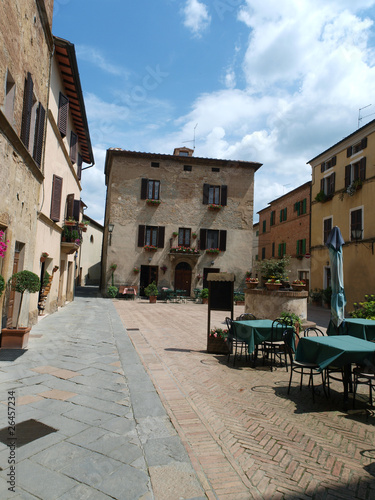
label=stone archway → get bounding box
[174,262,192,297]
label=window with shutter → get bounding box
[220,185,227,206]
[70,132,77,164]
[147,180,160,200]
[32,103,45,167]
[50,175,63,222]
[199,229,207,250]
[58,92,69,138]
[323,217,332,244]
[219,230,227,251]
[270,211,275,225]
[77,154,82,180]
[350,209,362,240]
[178,228,191,247]
[20,73,34,147]
[66,193,74,219]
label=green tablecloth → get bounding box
[327,318,375,340]
[234,319,293,354]
[295,335,375,371]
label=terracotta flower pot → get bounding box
[291,284,305,291]
[246,282,258,289]
[265,283,282,291]
[1,327,31,349]
[149,296,157,303]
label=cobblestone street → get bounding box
[115,299,375,500]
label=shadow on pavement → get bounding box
[0,349,27,361]
[74,286,101,298]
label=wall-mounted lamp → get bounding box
[148,257,152,263]
[108,223,114,246]
[211,261,215,266]
[351,228,374,254]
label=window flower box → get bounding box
[64,219,77,226]
[208,204,222,211]
[206,248,220,255]
[146,199,161,206]
[170,246,200,255]
[144,245,158,252]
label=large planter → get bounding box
[1,327,31,349]
[149,296,157,303]
[207,336,229,354]
[202,298,208,304]
[265,283,282,291]
[291,284,306,292]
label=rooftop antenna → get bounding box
[182,123,198,150]
[358,104,375,128]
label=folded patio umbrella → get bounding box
[325,226,346,331]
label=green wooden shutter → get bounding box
[302,198,306,214]
[302,239,306,254]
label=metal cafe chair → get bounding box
[283,330,327,403]
[225,317,249,366]
[236,313,256,321]
[353,364,375,408]
[263,317,292,371]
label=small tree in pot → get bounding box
[144,281,159,303]
[1,270,41,349]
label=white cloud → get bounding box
[76,45,129,77]
[182,0,211,36]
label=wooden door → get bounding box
[174,262,192,296]
[6,251,19,327]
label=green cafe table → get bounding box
[295,335,375,401]
[234,319,294,359]
[327,318,375,341]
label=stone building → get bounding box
[0,0,54,327]
[308,119,375,310]
[257,181,311,286]
[79,215,103,286]
[102,147,261,296]
[33,36,94,317]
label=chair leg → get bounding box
[311,372,315,403]
[353,374,357,409]
[288,368,293,394]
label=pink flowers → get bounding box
[0,230,9,258]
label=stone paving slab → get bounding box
[0,290,205,499]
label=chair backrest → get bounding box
[225,317,234,338]
[283,329,298,362]
[237,313,256,321]
[303,327,325,337]
[272,318,289,342]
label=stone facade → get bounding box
[102,149,261,296]
[80,215,103,286]
[0,0,53,328]
[309,119,375,310]
[257,181,311,287]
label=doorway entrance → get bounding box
[140,265,158,296]
[174,262,192,296]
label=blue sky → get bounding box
[53,0,375,224]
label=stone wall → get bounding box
[245,288,308,320]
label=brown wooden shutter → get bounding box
[200,229,207,250]
[328,172,335,195]
[70,132,77,164]
[203,184,209,204]
[221,185,228,206]
[20,72,34,147]
[219,230,227,251]
[332,156,336,166]
[138,225,145,247]
[320,163,325,173]
[73,200,80,221]
[58,92,69,137]
[320,178,324,192]
[347,146,352,158]
[359,157,366,180]
[50,175,63,222]
[141,178,148,199]
[77,154,82,180]
[157,226,165,248]
[344,165,351,187]
[66,193,74,218]
[361,137,368,150]
[32,103,45,166]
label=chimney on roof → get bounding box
[173,147,194,157]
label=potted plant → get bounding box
[110,264,117,286]
[1,270,41,348]
[207,326,229,354]
[309,288,323,306]
[144,281,159,303]
[40,252,49,262]
[172,231,179,237]
[291,279,306,291]
[280,311,303,336]
[234,293,245,305]
[107,286,118,298]
[265,278,282,291]
[192,232,198,239]
[245,277,259,289]
[64,217,77,226]
[256,255,290,284]
[322,286,332,308]
[133,267,140,273]
[200,288,209,304]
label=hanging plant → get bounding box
[133,267,140,273]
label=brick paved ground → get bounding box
[114,299,375,500]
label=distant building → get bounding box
[252,222,259,275]
[257,182,311,286]
[79,215,103,286]
[308,120,375,310]
[102,148,261,296]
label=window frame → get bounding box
[323,216,333,245]
[178,228,191,247]
[350,207,363,241]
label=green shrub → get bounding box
[144,281,159,297]
[107,286,118,298]
[309,288,323,302]
[0,274,5,297]
[280,311,303,332]
[322,286,332,304]
[200,288,209,299]
[350,295,375,319]
[234,293,244,302]
[256,255,290,280]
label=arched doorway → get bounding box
[174,262,192,297]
